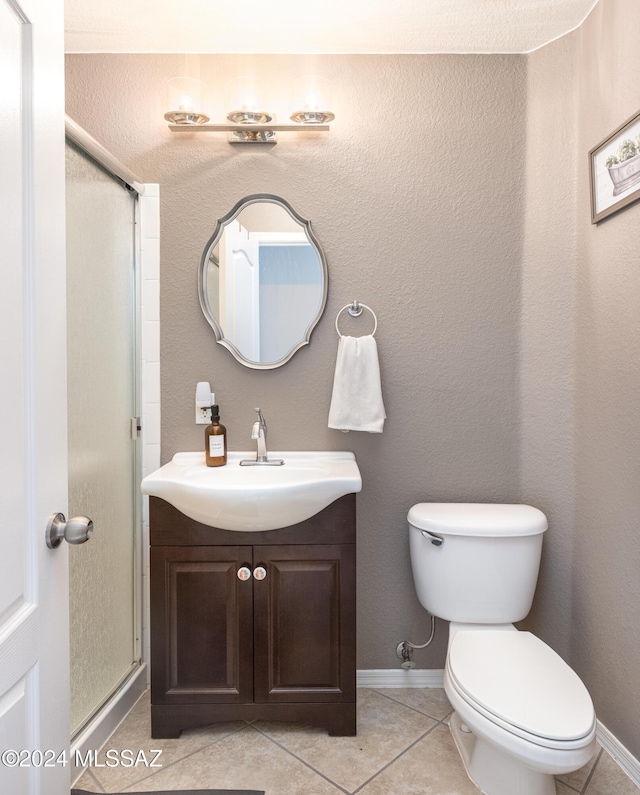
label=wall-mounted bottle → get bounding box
[205,405,227,467]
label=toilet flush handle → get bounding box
[421,530,443,547]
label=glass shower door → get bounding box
[65,143,140,737]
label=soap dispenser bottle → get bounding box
[205,405,227,467]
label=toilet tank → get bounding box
[408,503,548,624]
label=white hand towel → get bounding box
[328,334,386,433]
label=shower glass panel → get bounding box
[65,143,139,737]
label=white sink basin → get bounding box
[141,451,362,532]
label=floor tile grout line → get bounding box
[559,780,583,793]
[248,723,351,795]
[82,767,106,793]
[371,687,453,722]
[370,693,604,795]
[580,747,604,794]
[95,722,252,792]
[350,721,442,795]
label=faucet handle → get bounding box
[251,408,265,439]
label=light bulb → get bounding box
[227,77,272,125]
[164,77,209,125]
[291,76,335,125]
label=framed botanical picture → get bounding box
[589,109,640,223]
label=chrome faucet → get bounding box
[252,408,268,462]
[239,408,284,466]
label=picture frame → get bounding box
[589,109,640,223]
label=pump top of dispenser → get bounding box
[210,405,220,422]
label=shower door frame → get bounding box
[65,116,152,778]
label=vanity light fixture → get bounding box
[165,75,334,144]
[290,76,335,125]
[225,76,276,143]
[164,77,210,125]
[226,76,272,125]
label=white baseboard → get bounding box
[357,668,445,688]
[71,663,148,785]
[597,719,640,788]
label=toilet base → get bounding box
[450,712,557,795]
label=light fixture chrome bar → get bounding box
[168,123,330,133]
[65,115,145,195]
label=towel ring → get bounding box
[335,301,378,338]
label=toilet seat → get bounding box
[447,631,595,750]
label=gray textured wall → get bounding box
[573,0,640,757]
[66,53,527,670]
[522,0,640,759]
[519,33,578,662]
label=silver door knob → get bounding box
[253,566,267,581]
[237,567,252,581]
[46,513,93,550]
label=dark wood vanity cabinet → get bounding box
[149,494,356,738]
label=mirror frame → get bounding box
[198,193,329,369]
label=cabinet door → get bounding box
[151,546,253,704]
[253,545,356,704]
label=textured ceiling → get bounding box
[65,0,598,54]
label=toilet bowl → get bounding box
[445,625,596,795]
[408,504,597,795]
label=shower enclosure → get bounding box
[65,127,142,738]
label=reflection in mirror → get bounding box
[199,195,328,369]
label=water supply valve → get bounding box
[396,641,415,669]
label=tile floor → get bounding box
[75,689,639,795]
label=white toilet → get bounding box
[408,503,597,795]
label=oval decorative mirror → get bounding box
[199,194,328,369]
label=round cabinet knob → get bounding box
[253,566,267,581]
[237,567,252,581]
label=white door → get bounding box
[0,1,70,794]
[223,221,261,360]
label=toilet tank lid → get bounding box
[407,503,548,537]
